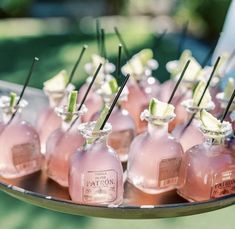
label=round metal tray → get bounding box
[0,81,235,219]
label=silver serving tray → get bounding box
[0,80,235,219]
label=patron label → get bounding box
[158,157,181,188]
[82,170,118,204]
[108,129,134,155]
[12,143,38,171]
[211,170,235,198]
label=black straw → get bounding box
[67,63,103,131]
[114,27,130,59]
[96,19,101,55]
[167,60,191,104]
[101,28,107,59]
[116,44,122,78]
[67,45,87,86]
[220,89,235,122]
[7,57,39,125]
[100,73,130,130]
[183,56,221,131]
[177,21,189,58]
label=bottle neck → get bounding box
[147,122,168,138]
[61,116,81,132]
[1,110,22,124]
[204,136,226,146]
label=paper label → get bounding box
[211,170,235,198]
[12,143,38,171]
[82,170,118,204]
[158,157,181,188]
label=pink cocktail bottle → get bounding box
[177,113,235,202]
[94,81,136,162]
[45,93,87,187]
[69,121,123,205]
[36,70,75,154]
[121,49,159,133]
[127,99,183,194]
[173,81,215,152]
[0,95,42,178]
[79,54,115,122]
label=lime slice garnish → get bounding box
[224,78,234,100]
[100,79,118,96]
[44,70,69,91]
[64,91,78,122]
[200,109,221,131]
[138,49,153,65]
[109,79,118,93]
[9,92,17,109]
[149,98,174,117]
[192,80,211,107]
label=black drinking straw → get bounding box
[220,89,235,123]
[167,60,191,104]
[7,57,39,125]
[101,28,107,59]
[67,63,103,131]
[67,45,87,86]
[100,73,130,130]
[177,21,189,59]
[114,27,131,59]
[96,19,101,55]
[183,56,221,131]
[116,44,122,78]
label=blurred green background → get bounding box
[0,0,234,228]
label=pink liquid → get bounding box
[122,82,149,134]
[46,125,84,187]
[173,119,204,152]
[36,107,61,154]
[78,83,103,122]
[127,122,183,194]
[0,120,42,178]
[177,142,235,202]
[69,123,123,205]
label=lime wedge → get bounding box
[109,79,118,93]
[138,49,153,65]
[224,78,234,100]
[149,98,174,117]
[200,109,221,131]
[44,70,69,91]
[179,50,192,64]
[192,80,211,107]
[100,79,118,95]
[64,91,78,122]
[9,92,17,109]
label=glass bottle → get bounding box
[69,122,123,206]
[0,95,42,178]
[127,109,183,194]
[45,104,87,187]
[36,84,74,154]
[177,121,235,202]
[173,99,215,152]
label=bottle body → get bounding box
[127,123,183,194]
[178,142,235,202]
[0,120,42,178]
[69,122,123,206]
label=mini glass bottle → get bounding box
[45,104,87,187]
[92,85,136,162]
[177,119,235,202]
[173,99,215,152]
[69,122,123,205]
[36,83,75,154]
[121,49,160,134]
[0,95,42,178]
[127,106,184,194]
